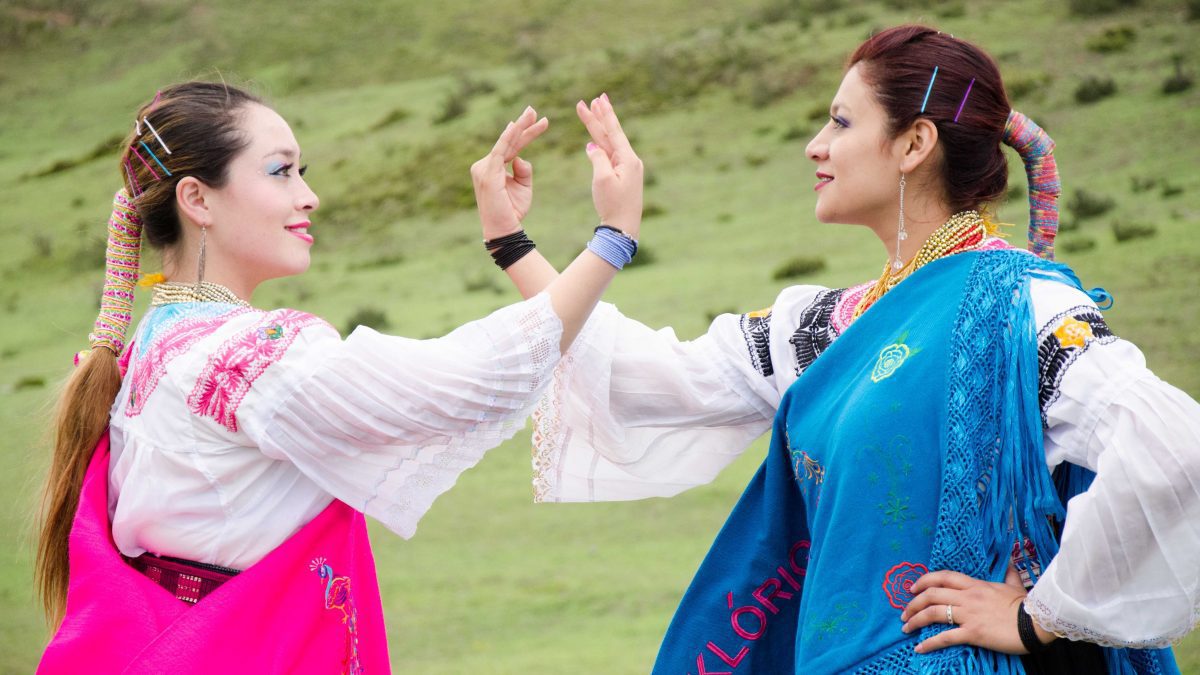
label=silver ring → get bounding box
[946,605,956,625]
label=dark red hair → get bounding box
[850,25,1011,213]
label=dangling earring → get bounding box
[195,226,208,292]
[893,173,907,271]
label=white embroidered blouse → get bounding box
[109,292,561,571]
[532,248,1200,649]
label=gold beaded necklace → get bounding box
[150,281,251,308]
[852,210,987,320]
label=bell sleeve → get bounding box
[236,292,562,539]
[1028,279,1200,648]
[532,285,827,503]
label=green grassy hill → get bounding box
[1,0,1197,672]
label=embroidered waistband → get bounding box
[126,552,240,604]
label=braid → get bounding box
[79,189,143,364]
[1002,111,1059,260]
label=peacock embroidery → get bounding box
[310,557,364,675]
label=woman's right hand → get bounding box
[576,94,643,238]
[471,106,549,242]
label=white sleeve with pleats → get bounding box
[1028,279,1200,648]
[239,291,562,539]
[531,285,826,503]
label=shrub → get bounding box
[1068,0,1139,16]
[344,307,390,334]
[1112,221,1157,243]
[463,271,503,294]
[369,107,411,132]
[432,93,468,125]
[15,375,46,391]
[1006,184,1026,202]
[1130,176,1158,193]
[705,307,737,323]
[1057,219,1080,233]
[1074,76,1117,104]
[773,255,827,280]
[1059,236,1097,254]
[625,245,657,268]
[781,124,809,142]
[1069,189,1115,219]
[1161,182,1184,198]
[1163,55,1193,95]
[745,154,769,168]
[1189,0,1200,20]
[1085,25,1136,53]
[643,203,667,219]
[1005,72,1052,101]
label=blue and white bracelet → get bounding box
[586,225,638,270]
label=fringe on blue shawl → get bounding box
[917,253,1176,675]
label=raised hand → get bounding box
[576,94,643,238]
[471,106,550,241]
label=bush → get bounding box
[1057,219,1080,233]
[745,154,769,168]
[1085,25,1136,53]
[344,307,390,334]
[1059,237,1097,254]
[1069,189,1115,220]
[1006,184,1026,202]
[1161,182,1184,198]
[14,375,46,391]
[1130,176,1158,193]
[773,255,827,280]
[1163,55,1193,95]
[625,245,657,268]
[463,271,503,294]
[781,124,809,142]
[1189,0,1200,20]
[1074,76,1117,104]
[369,107,411,132]
[1005,72,1052,101]
[643,203,667,219]
[1112,221,1157,243]
[1068,0,1138,16]
[705,307,737,323]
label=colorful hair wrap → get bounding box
[1003,110,1059,260]
[83,189,143,361]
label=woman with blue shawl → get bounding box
[485,26,1199,673]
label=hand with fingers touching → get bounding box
[470,106,550,242]
[900,569,1057,656]
[575,93,644,238]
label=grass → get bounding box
[1,0,1198,672]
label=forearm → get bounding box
[543,250,614,352]
[503,249,559,300]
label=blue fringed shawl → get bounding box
[652,251,1177,674]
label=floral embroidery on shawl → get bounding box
[309,557,364,675]
[125,307,253,417]
[870,336,913,383]
[188,309,328,432]
[881,561,928,610]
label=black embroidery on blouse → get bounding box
[789,288,845,377]
[740,311,774,377]
[1037,307,1117,420]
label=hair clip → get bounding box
[138,141,171,177]
[142,117,171,155]
[124,158,142,196]
[954,78,976,123]
[920,66,939,113]
[130,144,162,180]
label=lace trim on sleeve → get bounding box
[1025,586,1198,650]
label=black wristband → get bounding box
[485,230,536,270]
[1017,600,1053,655]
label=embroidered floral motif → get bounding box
[1037,307,1116,418]
[1052,315,1093,349]
[309,557,364,675]
[789,288,844,376]
[882,561,928,610]
[739,307,774,377]
[831,281,871,334]
[791,449,825,486]
[188,309,328,432]
[125,307,253,417]
[871,339,912,383]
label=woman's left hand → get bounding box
[901,569,1040,655]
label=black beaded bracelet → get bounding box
[484,230,536,270]
[1017,601,1054,655]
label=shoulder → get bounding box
[186,307,339,434]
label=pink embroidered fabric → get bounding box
[188,309,329,432]
[125,308,253,417]
[38,434,389,674]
